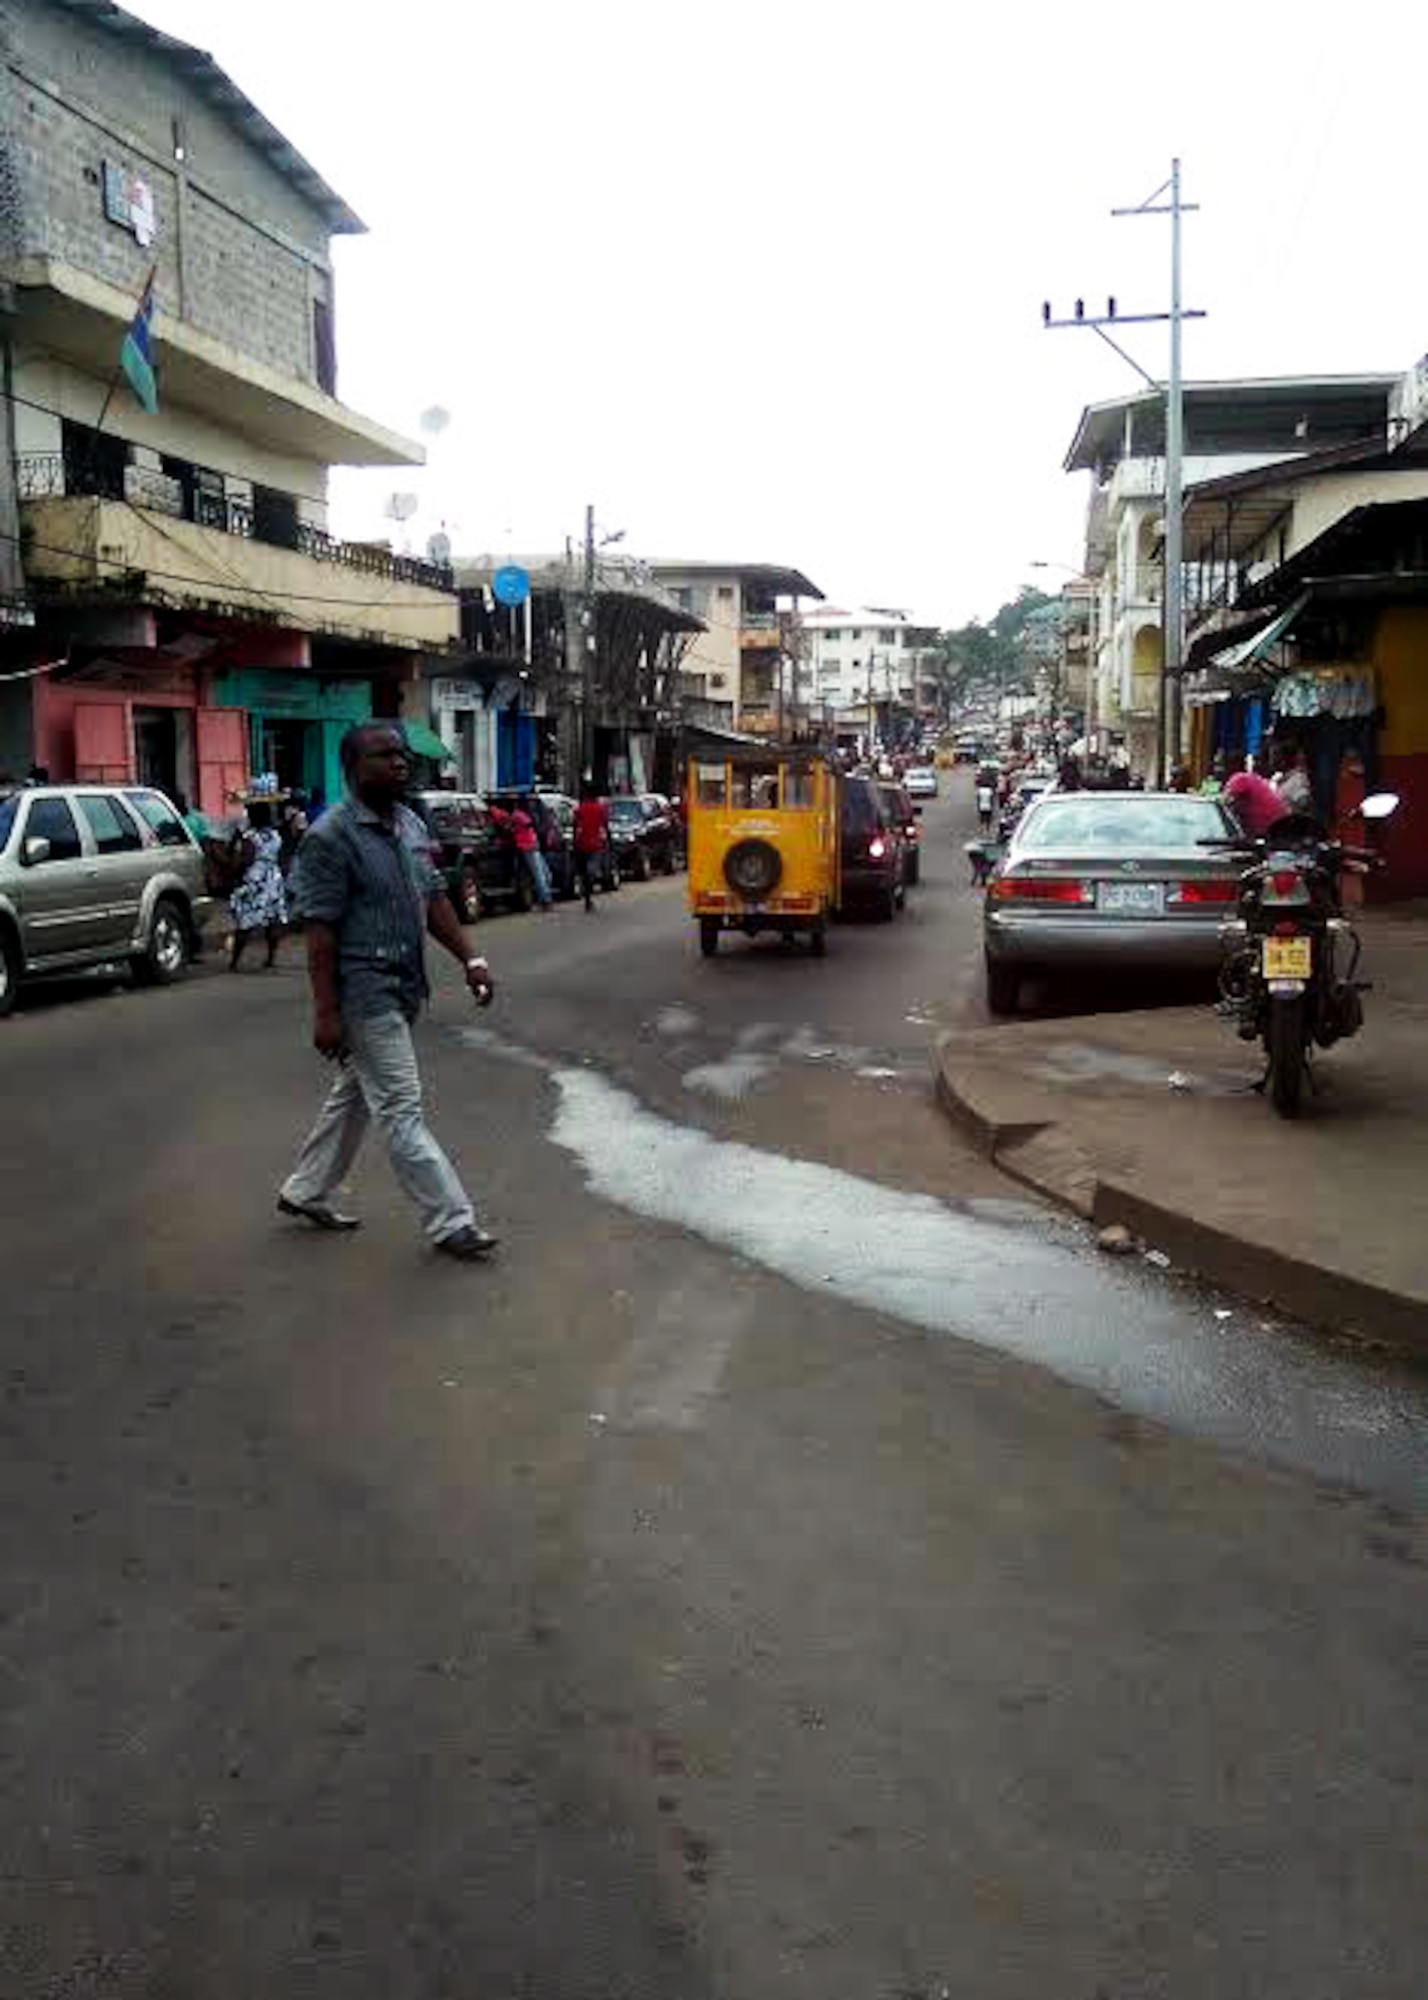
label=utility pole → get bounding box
[1042,160,1203,786]
[581,501,595,784]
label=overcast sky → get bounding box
[132,0,1420,627]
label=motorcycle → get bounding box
[1210,793,1400,1118]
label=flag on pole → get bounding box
[119,271,158,415]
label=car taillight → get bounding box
[868,837,887,859]
[1171,879,1237,905]
[1273,920,1302,938]
[989,877,1089,904]
[1270,869,1302,897]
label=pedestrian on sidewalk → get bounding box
[229,801,288,971]
[573,782,609,911]
[277,721,499,1262]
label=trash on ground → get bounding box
[1214,1308,1233,1322]
[1143,1248,1172,1269]
[1097,1224,1136,1255]
[1167,1070,1191,1092]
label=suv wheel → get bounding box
[133,898,190,986]
[0,925,20,1018]
[635,849,652,882]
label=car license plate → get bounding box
[1097,881,1164,915]
[1263,936,1312,979]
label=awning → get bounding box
[402,720,453,762]
[1208,590,1309,673]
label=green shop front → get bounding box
[211,669,375,806]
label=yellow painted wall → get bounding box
[1373,605,1428,756]
[24,497,459,651]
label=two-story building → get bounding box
[1066,375,1397,777]
[0,0,458,810]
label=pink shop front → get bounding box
[26,657,248,819]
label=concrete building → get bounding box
[648,562,823,739]
[0,0,458,808]
[1066,375,1398,777]
[802,604,935,745]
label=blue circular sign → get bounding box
[493,564,530,608]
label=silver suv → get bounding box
[0,785,213,1016]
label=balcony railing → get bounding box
[15,451,456,593]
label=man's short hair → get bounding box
[339,720,402,781]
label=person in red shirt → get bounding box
[572,782,610,912]
[1222,754,1288,840]
[489,799,553,908]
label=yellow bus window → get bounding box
[780,767,816,808]
[733,764,781,809]
[694,762,727,806]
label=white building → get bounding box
[801,605,942,739]
[1067,377,1398,776]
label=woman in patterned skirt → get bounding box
[229,801,289,971]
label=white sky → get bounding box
[131,0,1421,627]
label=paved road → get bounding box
[3,782,1427,1999]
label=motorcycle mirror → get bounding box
[1360,792,1401,822]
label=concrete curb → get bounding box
[934,1033,1427,1351]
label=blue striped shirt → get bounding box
[292,798,444,1020]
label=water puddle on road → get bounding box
[459,1026,1428,1504]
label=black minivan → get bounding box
[839,776,905,920]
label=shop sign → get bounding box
[102,161,158,248]
[432,678,484,711]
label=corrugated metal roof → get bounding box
[1063,375,1398,474]
[49,0,365,234]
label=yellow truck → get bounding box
[685,744,839,958]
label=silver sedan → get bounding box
[982,790,1242,1014]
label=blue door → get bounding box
[497,712,535,789]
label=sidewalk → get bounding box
[935,908,1428,1348]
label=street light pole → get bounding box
[581,502,596,784]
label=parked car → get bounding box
[905,765,939,799]
[877,781,923,885]
[486,788,575,898]
[839,774,905,920]
[0,783,213,1015]
[607,794,680,879]
[409,790,532,918]
[982,790,1242,1014]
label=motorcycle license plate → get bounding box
[1262,936,1312,980]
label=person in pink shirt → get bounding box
[1222,754,1289,840]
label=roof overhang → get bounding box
[649,561,825,601]
[1207,591,1309,673]
[48,0,364,233]
[1064,375,1398,474]
[10,258,423,467]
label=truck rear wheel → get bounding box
[699,918,720,958]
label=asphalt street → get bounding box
[3,782,1428,1999]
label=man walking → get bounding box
[572,781,609,912]
[277,721,498,1261]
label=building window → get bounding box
[878,628,897,645]
[252,484,300,551]
[716,584,734,601]
[61,419,128,502]
[313,299,337,396]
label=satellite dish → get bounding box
[420,406,451,437]
[426,531,452,565]
[386,493,419,523]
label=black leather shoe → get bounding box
[278,1196,361,1232]
[434,1226,500,1261]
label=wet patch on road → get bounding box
[454,1021,1428,1505]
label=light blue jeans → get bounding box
[525,850,553,904]
[281,1008,475,1242]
